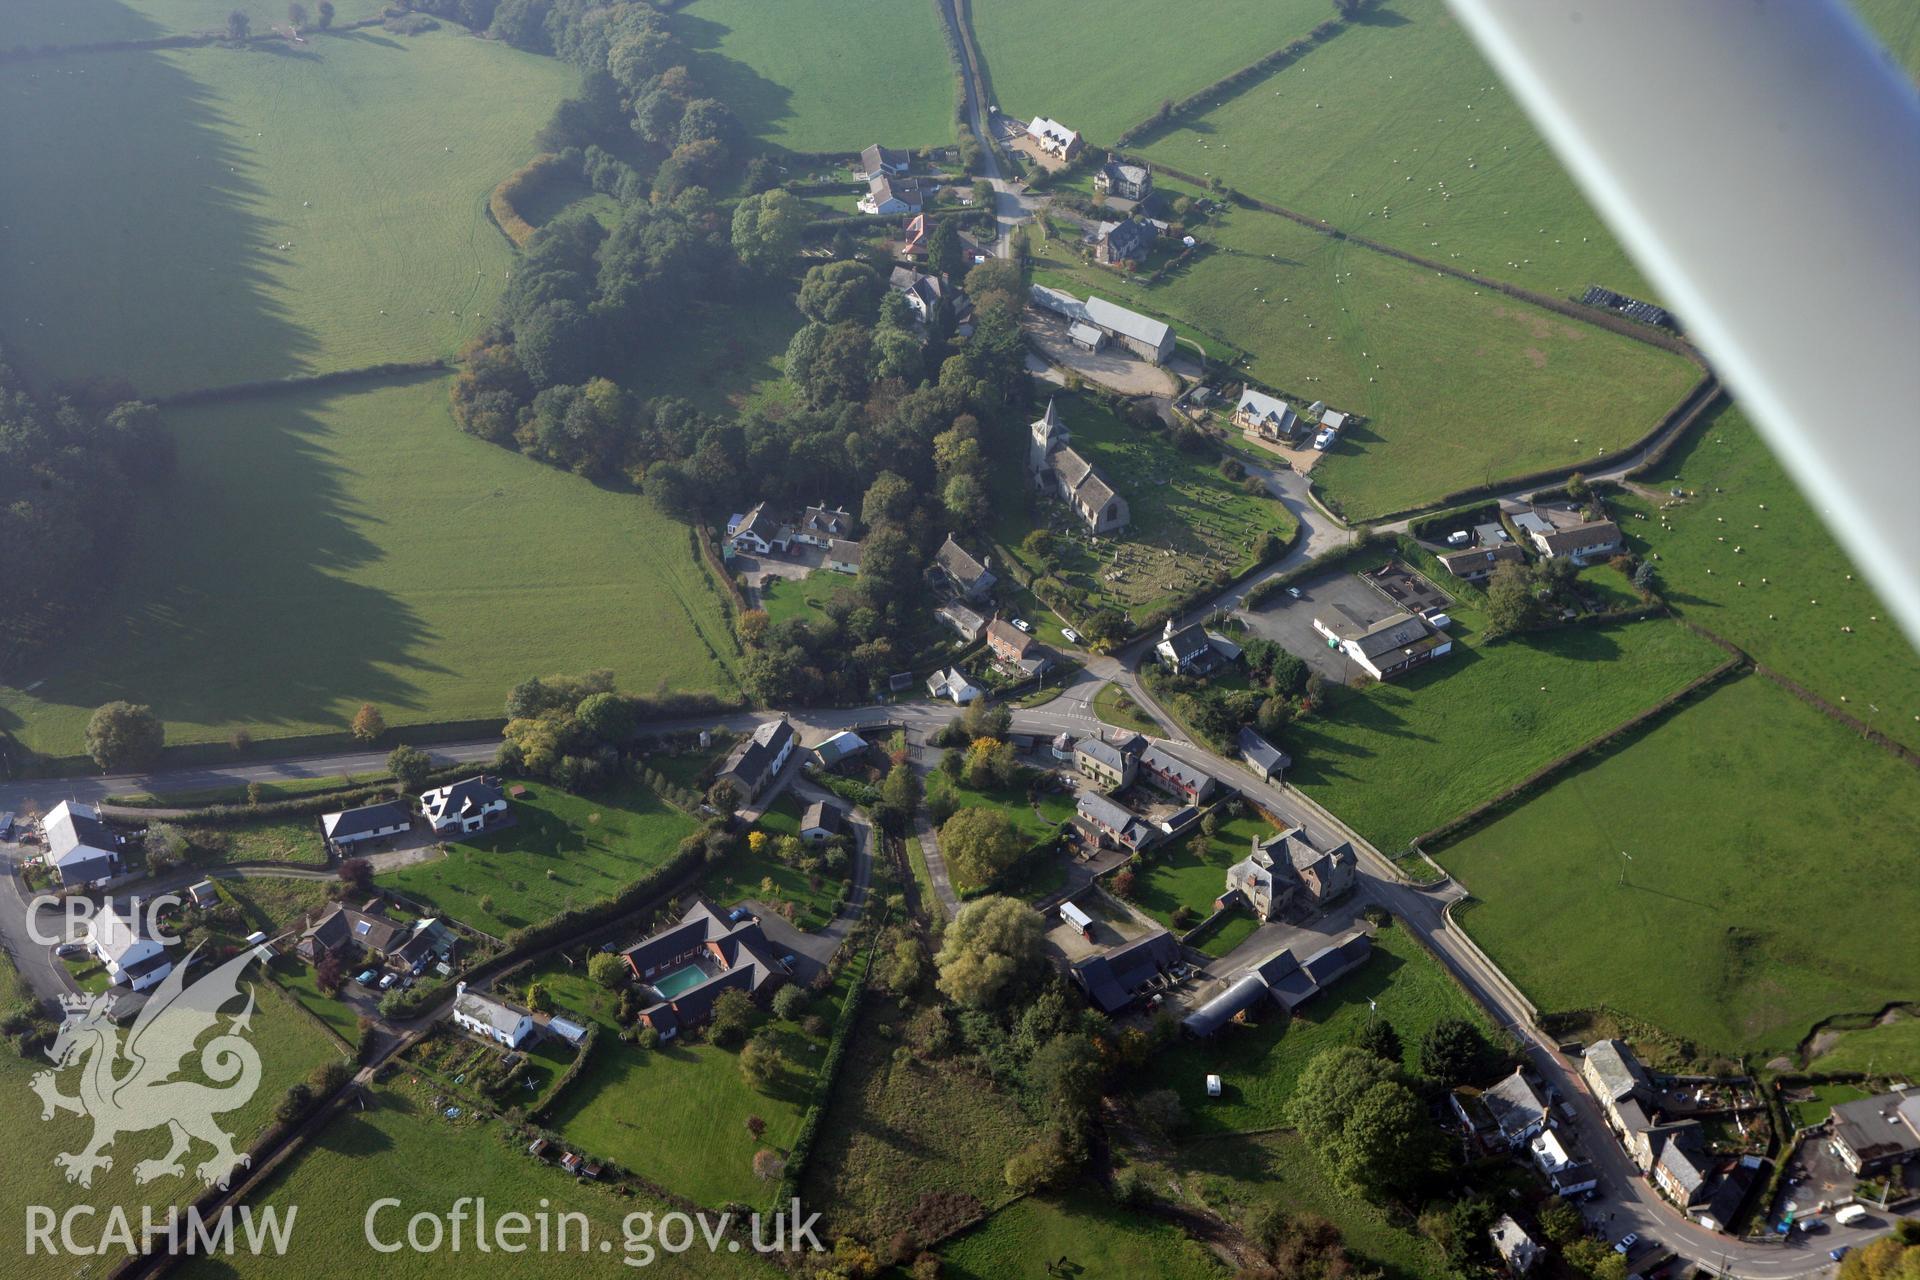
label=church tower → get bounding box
[1028,397,1068,479]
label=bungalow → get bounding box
[88,902,173,992]
[1138,744,1216,803]
[451,984,536,1049]
[420,776,510,836]
[1221,828,1355,921]
[1437,543,1526,583]
[715,718,796,801]
[1180,932,1372,1036]
[1093,155,1152,201]
[1312,610,1451,682]
[1025,116,1083,160]
[825,538,864,575]
[859,143,911,180]
[619,898,785,1038]
[1233,387,1301,442]
[1489,1216,1540,1276]
[1237,726,1291,783]
[320,799,412,853]
[1511,505,1623,563]
[800,800,847,845]
[860,174,924,216]
[43,800,124,886]
[927,667,983,705]
[936,601,987,642]
[932,533,996,601]
[295,900,407,965]
[726,501,790,556]
[1074,790,1156,852]
[807,730,868,773]
[985,619,1052,679]
[1073,733,1141,790]
[1094,217,1156,267]
[1069,929,1179,1014]
[1829,1090,1920,1175]
[791,504,856,548]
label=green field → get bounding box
[1853,0,1920,74]
[992,391,1298,617]
[174,1083,776,1279]
[1093,683,1161,735]
[941,1189,1226,1280]
[1614,402,1920,752]
[682,0,954,152]
[0,377,740,758]
[1143,924,1495,1134]
[0,956,343,1280]
[0,28,572,394]
[755,571,857,628]
[971,0,1328,142]
[382,779,698,936]
[1133,0,1655,300]
[1030,208,1698,520]
[1811,1009,1920,1076]
[1129,812,1276,947]
[268,953,363,1045]
[540,962,841,1209]
[1287,605,1725,852]
[1439,675,1920,1059]
[3,0,388,47]
[185,817,331,866]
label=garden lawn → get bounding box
[0,377,740,758]
[700,800,846,930]
[1130,813,1277,934]
[928,772,1077,844]
[1028,210,1698,521]
[185,817,330,866]
[174,1083,776,1280]
[1811,1010,1920,1077]
[1134,0,1655,299]
[4,0,387,47]
[539,962,842,1208]
[802,994,1031,1240]
[0,956,343,1280]
[1143,923,1496,1134]
[1437,674,1920,1059]
[991,390,1297,618]
[219,875,337,935]
[756,572,857,628]
[0,28,574,393]
[940,1188,1226,1280]
[1613,402,1920,752]
[383,779,698,937]
[1286,607,1725,852]
[269,953,363,1046]
[682,0,953,152]
[970,0,1329,143]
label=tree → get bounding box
[1537,1196,1585,1246]
[796,260,883,324]
[338,857,373,894]
[288,2,308,31]
[707,778,742,815]
[575,690,633,743]
[1288,1045,1433,1201]
[277,1082,312,1124]
[709,988,755,1047]
[314,950,344,996]
[227,10,251,40]
[730,190,804,278]
[86,701,165,772]
[935,895,1042,1008]
[771,984,808,1021]
[350,703,386,743]
[739,1034,788,1088]
[927,218,964,280]
[386,744,433,793]
[1418,1016,1497,1089]
[1111,866,1137,899]
[1485,561,1545,636]
[940,808,1024,890]
[316,0,334,28]
[1566,471,1591,502]
[1136,1087,1187,1139]
[1027,1033,1103,1122]
[752,1148,784,1182]
[1565,1236,1629,1280]
[1003,1127,1075,1193]
[588,951,628,990]
[143,823,189,873]
[1355,1017,1402,1065]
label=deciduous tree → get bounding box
[85,701,165,772]
[935,895,1042,1008]
[350,703,386,743]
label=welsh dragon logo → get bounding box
[31,944,268,1190]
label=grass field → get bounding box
[382,779,697,937]
[1093,684,1161,735]
[940,1189,1227,1280]
[185,817,330,866]
[174,1083,777,1279]
[1438,675,1920,1059]
[992,391,1298,617]
[3,0,388,47]
[1853,0,1920,74]
[802,995,1030,1240]
[109,773,378,807]
[756,571,857,628]
[1613,402,1920,752]
[610,282,802,415]
[1132,0,1656,300]
[268,953,363,1045]
[1141,924,1495,1134]
[971,0,1328,142]
[1811,1009,1920,1076]
[1285,605,1725,852]
[1029,209,1698,521]
[0,28,574,394]
[539,961,842,1208]
[681,0,954,152]
[0,377,740,758]
[0,955,343,1280]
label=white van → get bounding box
[1834,1204,1868,1226]
[1312,427,1337,451]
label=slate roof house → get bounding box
[1093,155,1152,201]
[927,667,984,705]
[791,504,856,548]
[1084,296,1174,364]
[933,533,996,600]
[1530,1130,1599,1195]
[1581,1038,1653,1139]
[1490,1215,1541,1276]
[1313,610,1451,682]
[986,619,1052,678]
[295,900,407,964]
[1829,1090,1920,1174]
[43,800,124,886]
[421,776,510,836]
[619,898,785,1038]
[1070,929,1179,1014]
[859,143,911,180]
[825,539,864,575]
[451,984,536,1049]
[1074,790,1156,852]
[1073,733,1142,790]
[716,718,796,801]
[1138,744,1216,803]
[1238,726,1291,783]
[726,501,790,556]
[1234,387,1301,442]
[1157,619,1230,675]
[1511,505,1624,563]
[859,174,925,215]
[1094,217,1156,266]
[1453,1068,1550,1149]
[1438,542,1527,583]
[800,800,847,845]
[88,903,173,992]
[321,799,413,852]
[1220,828,1356,921]
[1180,932,1372,1036]
[1028,399,1129,535]
[936,601,988,642]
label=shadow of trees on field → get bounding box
[676,12,798,150]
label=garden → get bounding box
[1121,808,1280,958]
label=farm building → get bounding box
[807,730,868,772]
[1068,321,1106,351]
[936,601,987,642]
[1029,398,1130,535]
[1179,932,1373,1036]
[1084,296,1175,364]
[1070,929,1179,1014]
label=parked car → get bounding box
[54,941,86,958]
[1061,627,1082,644]
[780,953,797,970]
[1206,1074,1222,1097]
[355,969,377,986]
[1614,1234,1638,1255]
[378,973,397,991]
[1286,586,1302,598]
[728,906,751,923]
[1011,618,1033,633]
[1830,1248,1850,1262]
